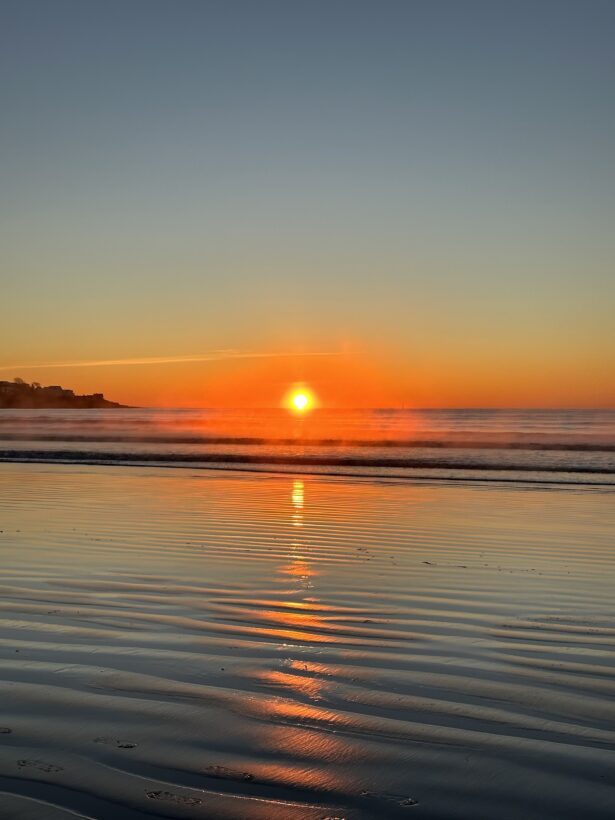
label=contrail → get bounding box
[0,350,343,372]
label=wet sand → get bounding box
[0,463,614,818]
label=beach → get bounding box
[4,0,615,815]
[0,462,613,818]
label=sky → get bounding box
[1,0,614,407]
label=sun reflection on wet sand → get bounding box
[292,479,305,509]
[268,480,338,686]
[241,478,369,799]
[278,480,317,588]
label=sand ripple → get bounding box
[0,464,614,818]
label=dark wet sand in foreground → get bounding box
[0,463,614,819]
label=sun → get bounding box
[285,386,316,414]
[292,392,310,412]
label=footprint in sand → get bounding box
[146,790,202,807]
[94,736,137,749]
[202,764,254,782]
[17,759,63,773]
[360,790,418,807]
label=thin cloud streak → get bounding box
[0,350,343,372]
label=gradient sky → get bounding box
[2,0,614,407]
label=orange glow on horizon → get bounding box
[7,343,614,408]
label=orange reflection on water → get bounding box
[291,480,304,509]
[278,558,315,580]
[252,668,328,701]
[241,757,355,794]
[254,722,362,765]
[291,479,304,528]
[234,605,331,634]
[278,479,317,586]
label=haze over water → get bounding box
[1,408,615,484]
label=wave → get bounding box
[2,407,614,484]
[1,448,615,481]
[1,433,614,451]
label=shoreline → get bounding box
[1,454,614,488]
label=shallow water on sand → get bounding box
[0,463,614,818]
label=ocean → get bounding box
[1,410,614,817]
[1,407,614,483]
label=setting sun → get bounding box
[284,386,316,414]
[292,392,309,411]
